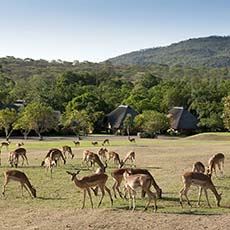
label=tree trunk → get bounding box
[5,128,13,141]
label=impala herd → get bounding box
[0,139,226,212]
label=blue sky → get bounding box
[0,0,229,62]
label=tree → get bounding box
[123,114,133,136]
[0,108,18,140]
[61,105,93,136]
[14,102,58,140]
[134,110,169,134]
[223,96,230,130]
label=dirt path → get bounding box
[0,208,229,230]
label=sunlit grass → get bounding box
[0,135,229,215]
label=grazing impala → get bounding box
[42,148,66,166]
[128,136,135,143]
[123,170,157,212]
[1,141,10,150]
[66,170,113,208]
[92,141,98,146]
[84,151,107,172]
[2,169,36,198]
[62,145,74,159]
[9,148,29,167]
[73,141,80,146]
[208,153,225,176]
[102,139,110,146]
[192,161,205,174]
[111,167,162,199]
[121,151,136,167]
[41,157,56,178]
[108,151,123,167]
[180,172,221,208]
[16,142,24,148]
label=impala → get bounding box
[41,156,56,178]
[111,167,162,199]
[208,153,225,176]
[121,151,136,167]
[102,139,110,146]
[62,145,74,159]
[73,141,80,146]
[97,148,108,163]
[1,141,10,150]
[42,148,66,166]
[92,141,98,146]
[2,169,36,198]
[128,136,135,143]
[180,171,221,208]
[123,170,157,211]
[85,151,107,172]
[9,147,29,167]
[192,161,205,173]
[66,170,113,208]
[108,151,123,167]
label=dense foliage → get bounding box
[1,52,230,138]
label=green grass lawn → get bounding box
[0,135,229,215]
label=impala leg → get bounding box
[82,189,86,209]
[145,186,157,212]
[24,155,29,165]
[104,185,113,207]
[98,185,105,207]
[2,177,10,196]
[180,183,192,207]
[132,193,136,211]
[86,188,93,208]
[21,183,24,197]
[116,179,123,199]
[112,181,118,199]
[197,187,203,207]
[204,189,211,208]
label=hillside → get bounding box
[107,36,230,67]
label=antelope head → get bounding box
[66,170,80,181]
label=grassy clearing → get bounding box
[0,136,229,216]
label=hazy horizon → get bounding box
[1,0,230,62]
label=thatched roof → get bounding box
[168,107,198,130]
[104,105,138,129]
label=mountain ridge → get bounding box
[107,36,230,67]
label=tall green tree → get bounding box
[0,108,18,140]
[14,102,58,140]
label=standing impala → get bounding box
[123,170,157,212]
[66,170,113,208]
[208,153,225,176]
[2,169,36,198]
[111,167,162,199]
[180,171,221,208]
[97,148,108,163]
